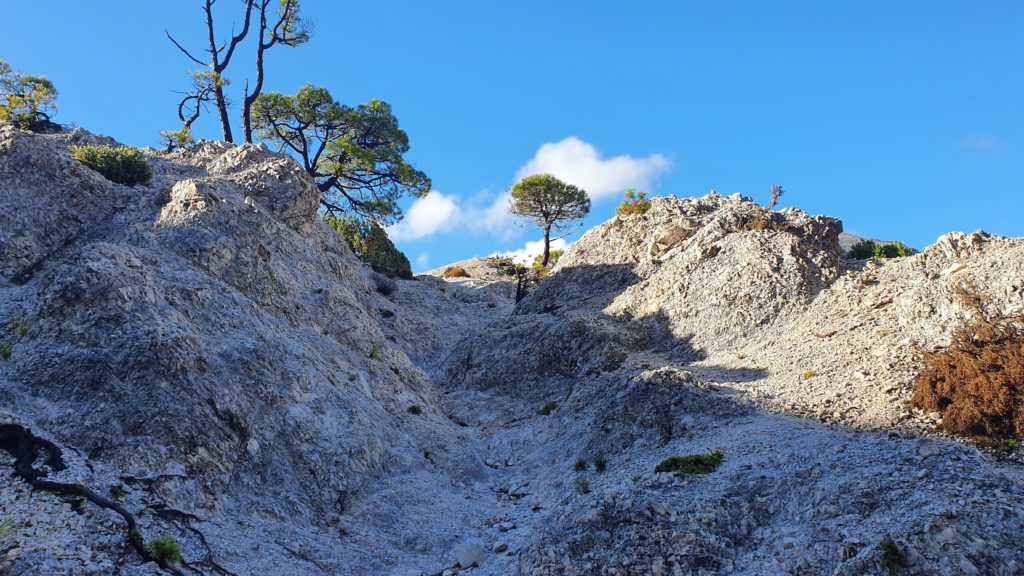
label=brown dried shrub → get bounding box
[735,210,797,234]
[442,266,470,278]
[910,306,1024,438]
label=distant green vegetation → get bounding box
[847,239,914,259]
[72,145,152,187]
[879,537,907,575]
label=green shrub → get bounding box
[616,188,652,217]
[802,370,816,379]
[324,216,412,279]
[847,239,877,259]
[605,348,628,367]
[72,145,152,186]
[574,459,588,471]
[654,450,724,475]
[847,239,914,259]
[539,401,559,415]
[875,241,913,258]
[976,436,1019,458]
[108,484,127,502]
[407,405,423,415]
[368,345,381,360]
[146,535,182,564]
[0,342,11,361]
[593,455,607,473]
[879,537,907,575]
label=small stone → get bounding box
[493,542,508,553]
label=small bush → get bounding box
[373,274,398,297]
[847,239,914,260]
[574,459,588,471]
[593,455,607,473]
[442,266,469,278]
[10,318,31,337]
[654,450,724,475]
[616,188,652,217]
[108,484,127,502]
[531,249,564,277]
[538,401,559,415]
[407,405,422,415]
[802,370,816,379]
[910,310,1024,438]
[847,239,877,259]
[72,145,152,186]
[368,345,381,360]
[0,342,11,361]
[146,535,182,564]
[879,538,907,576]
[574,478,590,494]
[379,308,395,319]
[875,241,913,258]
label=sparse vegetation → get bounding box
[368,345,381,360]
[910,301,1024,438]
[574,459,588,471]
[654,450,724,475]
[616,188,652,217]
[407,405,422,415]
[443,266,469,278]
[539,401,559,416]
[0,342,11,361]
[72,145,153,187]
[593,455,607,473]
[146,534,182,564]
[847,239,914,259]
[372,274,398,297]
[879,537,907,575]
[802,370,816,379]
[975,436,1019,458]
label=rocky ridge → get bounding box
[1,128,1023,575]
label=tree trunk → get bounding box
[214,84,234,143]
[542,224,552,267]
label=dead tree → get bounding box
[242,0,311,143]
[166,0,256,143]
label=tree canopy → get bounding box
[252,84,430,223]
[0,60,58,131]
[509,174,590,267]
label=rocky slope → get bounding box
[1,127,1023,576]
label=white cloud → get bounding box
[414,252,430,269]
[515,136,670,201]
[494,237,570,265]
[387,191,460,241]
[386,137,669,243]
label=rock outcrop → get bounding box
[2,126,1023,576]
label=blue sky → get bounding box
[2,1,1021,271]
